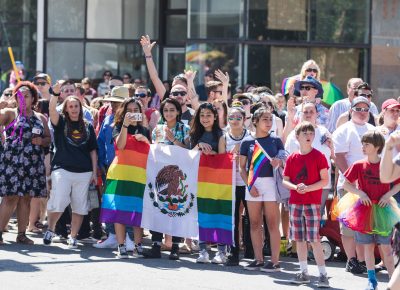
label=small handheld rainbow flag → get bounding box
[247,140,272,191]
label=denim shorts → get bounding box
[354,231,392,245]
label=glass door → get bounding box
[163,47,185,81]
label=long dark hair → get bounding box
[189,102,221,146]
[159,98,182,123]
[62,95,87,142]
[114,98,143,127]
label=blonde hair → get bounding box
[300,59,321,81]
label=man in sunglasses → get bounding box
[336,82,379,129]
[333,96,375,275]
[33,73,52,101]
[134,86,160,131]
[169,84,194,125]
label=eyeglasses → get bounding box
[300,86,315,91]
[240,99,251,106]
[352,107,369,112]
[212,90,222,94]
[358,93,372,98]
[306,68,318,73]
[135,93,147,98]
[170,91,187,97]
[35,82,47,86]
[228,116,243,121]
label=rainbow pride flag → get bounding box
[100,135,149,226]
[247,141,271,191]
[197,154,235,245]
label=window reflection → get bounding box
[46,42,84,80]
[48,0,84,38]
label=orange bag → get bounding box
[329,194,339,221]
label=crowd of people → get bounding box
[1,35,400,289]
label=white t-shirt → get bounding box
[332,120,375,189]
[225,129,250,186]
[285,125,332,189]
[376,124,400,157]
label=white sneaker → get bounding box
[212,250,227,264]
[126,234,135,251]
[67,236,78,249]
[93,233,118,249]
[132,244,144,257]
[196,249,210,263]
[52,234,67,243]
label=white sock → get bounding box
[318,265,327,276]
[299,261,308,273]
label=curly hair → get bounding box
[13,81,39,107]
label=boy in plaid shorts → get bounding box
[283,121,330,288]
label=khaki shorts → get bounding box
[337,189,354,237]
[47,169,92,215]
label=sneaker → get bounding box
[191,240,200,252]
[43,230,55,245]
[52,234,67,243]
[67,236,78,249]
[345,257,364,274]
[212,251,227,264]
[225,255,239,266]
[126,234,135,252]
[196,249,210,263]
[365,281,377,290]
[117,244,129,259]
[132,244,144,257]
[143,244,161,258]
[243,260,264,271]
[291,271,311,284]
[169,245,180,260]
[359,261,367,273]
[260,261,281,272]
[93,234,118,249]
[317,274,330,288]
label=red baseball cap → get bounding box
[382,98,400,110]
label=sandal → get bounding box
[34,221,45,229]
[16,232,34,245]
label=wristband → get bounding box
[145,55,152,59]
[52,92,60,97]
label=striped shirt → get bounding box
[327,98,379,133]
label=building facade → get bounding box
[0,0,399,106]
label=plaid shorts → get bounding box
[289,204,321,242]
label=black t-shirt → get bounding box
[181,108,194,126]
[191,130,223,153]
[240,134,284,177]
[112,124,151,141]
[51,115,98,173]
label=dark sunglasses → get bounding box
[300,86,315,91]
[135,93,147,98]
[306,68,318,73]
[170,91,187,97]
[358,93,372,98]
[35,82,47,86]
[352,107,369,112]
[212,90,222,94]
[4,93,12,97]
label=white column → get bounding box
[36,0,45,72]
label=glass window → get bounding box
[85,42,157,81]
[310,47,367,92]
[310,0,370,43]
[248,0,307,41]
[185,43,239,86]
[188,0,242,39]
[46,42,84,80]
[47,0,85,38]
[246,45,307,90]
[87,0,159,39]
[168,0,187,9]
[166,15,187,44]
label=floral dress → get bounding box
[0,113,46,197]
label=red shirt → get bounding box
[344,159,400,201]
[283,148,329,205]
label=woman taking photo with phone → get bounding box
[0,81,50,245]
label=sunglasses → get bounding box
[35,82,47,86]
[306,68,318,73]
[4,93,12,97]
[170,91,187,97]
[135,93,147,98]
[228,116,243,121]
[300,86,315,91]
[358,93,372,98]
[240,99,251,106]
[352,107,369,112]
[212,90,222,94]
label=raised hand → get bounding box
[215,69,229,85]
[140,35,156,56]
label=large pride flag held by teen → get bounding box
[247,140,272,191]
[100,136,235,244]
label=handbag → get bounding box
[274,166,290,203]
[329,193,339,221]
